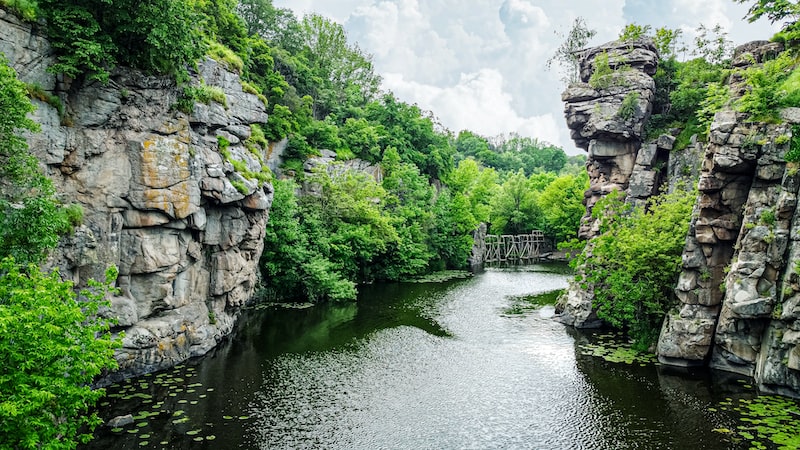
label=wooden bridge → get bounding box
[480,231,546,264]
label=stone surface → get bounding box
[562,38,800,397]
[1,14,273,382]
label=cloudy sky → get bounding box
[273,0,778,154]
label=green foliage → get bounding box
[647,56,729,142]
[618,23,652,42]
[231,179,248,194]
[0,55,77,264]
[1,59,121,448]
[490,169,540,235]
[618,92,639,120]
[260,178,358,302]
[761,208,777,226]
[207,41,244,73]
[735,0,800,26]
[736,52,799,120]
[653,27,684,59]
[455,131,567,176]
[1,0,38,21]
[693,24,733,65]
[697,81,730,134]
[38,0,206,82]
[536,173,589,244]
[573,187,696,349]
[547,17,597,84]
[244,123,269,154]
[787,125,800,162]
[176,83,227,113]
[589,52,616,90]
[0,260,120,449]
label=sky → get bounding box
[272,0,779,155]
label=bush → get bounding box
[1,0,37,21]
[573,187,696,349]
[0,260,120,449]
[618,92,639,120]
[589,52,615,89]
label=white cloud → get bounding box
[383,69,563,147]
[272,0,782,156]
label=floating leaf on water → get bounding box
[708,408,718,412]
[173,410,185,417]
[137,422,148,428]
[127,429,138,434]
[712,428,731,433]
[223,416,233,420]
[186,389,196,394]
[139,441,148,446]
[194,437,204,442]
[190,401,198,405]
[186,430,201,436]
[207,388,215,392]
[110,428,123,433]
[238,416,249,420]
[172,417,190,425]
[139,434,150,439]
[199,394,207,399]
[178,400,188,404]
[206,435,216,441]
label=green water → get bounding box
[81,265,799,449]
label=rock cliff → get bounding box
[559,38,800,397]
[1,8,273,382]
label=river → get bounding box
[81,264,797,449]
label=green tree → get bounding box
[260,178,357,302]
[618,23,652,41]
[536,173,589,244]
[547,17,597,84]
[573,187,696,349]
[490,169,540,234]
[0,55,119,449]
[0,55,74,264]
[38,0,206,81]
[734,0,800,25]
[0,262,120,449]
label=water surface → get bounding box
[83,265,777,449]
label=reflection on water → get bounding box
[82,265,776,449]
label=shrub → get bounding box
[1,0,37,21]
[572,186,696,349]
[0,260,120,449]
[618,92,639,120]
[589,52,615,89]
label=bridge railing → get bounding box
[481,231,545,263]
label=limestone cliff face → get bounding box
[559,37,800,397]
[1,9,273,381]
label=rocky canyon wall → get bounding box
[1,8,273,382]
[558,37,800,397]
